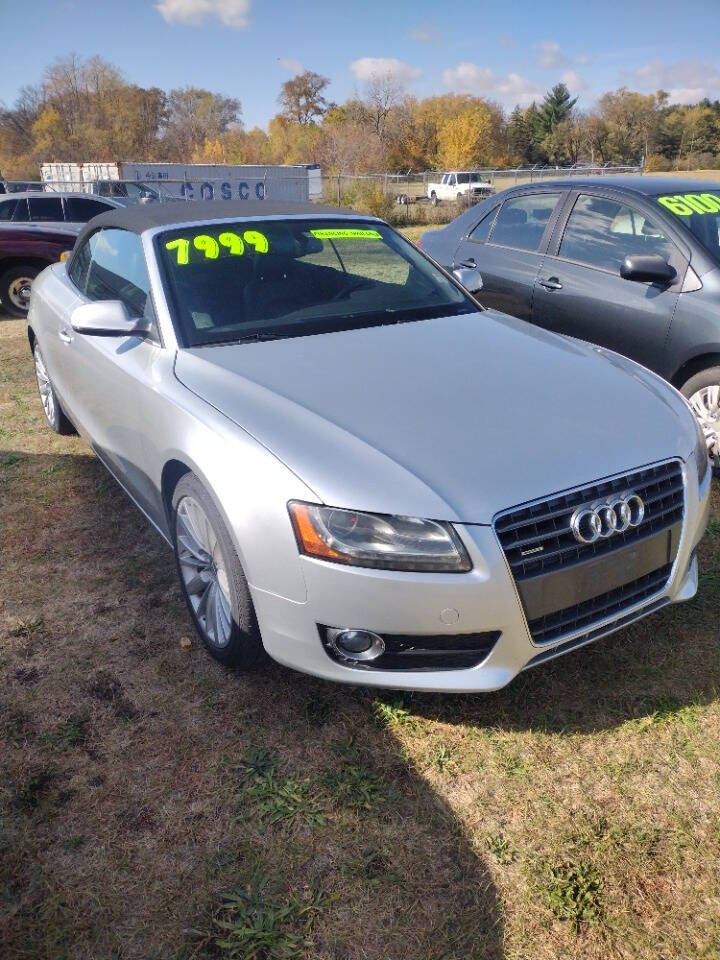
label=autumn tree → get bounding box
[363,70,406,142]
[162,87,241,158]
[596,88,663,162]
[278,71,330,125]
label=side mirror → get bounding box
[70,300,150,337]
[620,254,676,285]
[452,266,483,294]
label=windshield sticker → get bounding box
[165,229,269,265]
[657,193,720,216]
[310,228,383,240]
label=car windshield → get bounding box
[655,191,720,262]
[157,218,475,347]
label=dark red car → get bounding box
[0,223,78,317]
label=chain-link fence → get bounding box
[315,165,644,224]
[3,164,643,226]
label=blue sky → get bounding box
[1,0,720,128]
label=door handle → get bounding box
[538,277,563,291]
[458,257,476,268]
[58,327,73,344]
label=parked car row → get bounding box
[0,193,130,316]
[25,197,710,693]
[421,176,720,465]
[0,191,127,228]
[0,223,79,316]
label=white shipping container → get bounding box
[41,161,321,203]
[42,162,83,191]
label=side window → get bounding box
[0,199,16,221]
[69,239,92,293]
[448,174,457,187]
[84,229,151,316]
[489,193,561,252]
[457,173,470,185]
[468,205,499,244]
[28,197,63,222]
[12,199,29,222]
[64,197,112,222]
[559,194,677,273]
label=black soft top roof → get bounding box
[74,200,363,248]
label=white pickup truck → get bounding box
[427,172,494,205]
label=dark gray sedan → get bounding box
[421,176,720,463]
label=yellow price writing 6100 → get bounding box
[657,193,720,217]
[165,229,269,265]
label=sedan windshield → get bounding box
[655,191,720,262]
[157,218,474,346]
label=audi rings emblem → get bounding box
[570,493,645,544]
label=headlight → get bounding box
[288,502,472,572]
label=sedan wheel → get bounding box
[681,366,720,470]
[172,473,264,667]
[688,384,720,463]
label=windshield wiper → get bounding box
[227,331,287,344]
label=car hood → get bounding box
[174,311,695,523]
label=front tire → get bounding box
[33,344,75,434]
[1,264,41,318]
[171,473,264,668]
[430,192,438,207]
[681,366,720,468]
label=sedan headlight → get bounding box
[288,502,472,572]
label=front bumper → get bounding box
[249,458,711,692]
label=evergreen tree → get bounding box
[536,83,577,138]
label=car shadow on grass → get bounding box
[1,448,504,960]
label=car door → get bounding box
[453,191,566,320]
[531,191,687,374]
[52,227,165,517]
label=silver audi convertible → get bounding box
[28,201,711,692]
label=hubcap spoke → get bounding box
[176,496,233,648]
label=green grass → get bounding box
[213,871,329,959]
[1,316,720,960]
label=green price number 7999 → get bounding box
[165,229,269,265]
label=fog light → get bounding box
[327,628,385,662]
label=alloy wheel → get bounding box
[34,348,56,425]
[175,495,233,649]
[688,385,720,463]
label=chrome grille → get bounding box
[494,461,684,581]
